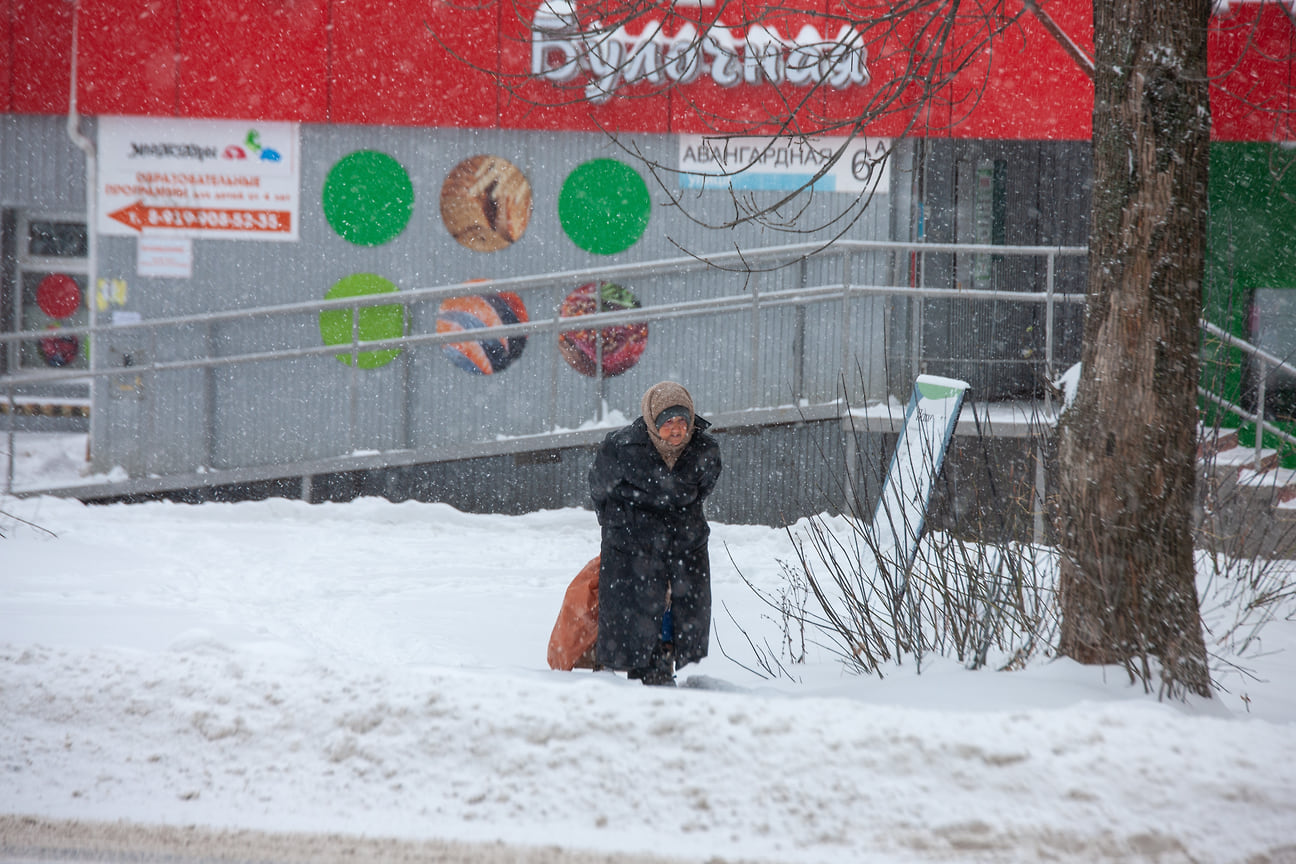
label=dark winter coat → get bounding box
[589,415,722,671]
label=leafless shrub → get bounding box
[717,558,810,682]
[773,503,1058,679]
[723,381,1059,679]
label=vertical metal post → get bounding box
[1255,357,1267,468]
[548,282,561,432]
[4,381,15,494]
[750,271,761,410]
[1045,251,1056,385]
[145,324,157,475]
[910,159,927,387]
[595,287,605,422]
[67,3,99,475]
[840,250,854,401]
[349,303,360,453]
[1037,251,1057,547]
[911,258,924,381]
[792,258,807,402]
[203,322,217,469]
[400,295,412,449]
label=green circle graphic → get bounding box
[559,159,651,255]
[319,273,405,369]
[323,150,414,246]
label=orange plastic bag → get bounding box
[547,556,600,671]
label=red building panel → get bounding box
[1,0,1293,143]
[1210,3,1296,141]
[936,0,1093,140]
[820,0,930,139]
[11,0,73,113]
[78,0,179,116]
[178,0,329,122]
[332,0,499,128]
[0,0,11,113]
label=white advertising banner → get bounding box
[678,134,891,194]
[98,116,300,241]
[137,237,194,278]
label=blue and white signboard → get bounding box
[678,134,891,193]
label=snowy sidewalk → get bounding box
[2,495,1294,864]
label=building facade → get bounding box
[1,0,1292,520]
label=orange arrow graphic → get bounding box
[109,200,292,233]
[109,200,149,229]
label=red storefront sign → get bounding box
[5,0,1291,141]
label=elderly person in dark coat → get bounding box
[589,381,722,686]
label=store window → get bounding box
[6,214,90,372]
[28,220,88,258]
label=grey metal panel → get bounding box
[310,419,891,528]
[0,115,89,210]
[0,119,1083,497]
[919,139,1089,399]
[706,421,854,525]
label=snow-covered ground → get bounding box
[2,432,1295,863]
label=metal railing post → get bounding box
[548,281,561,432]
[400,297,413,450]
[1255,356,1267,467]
[840,249,854,400]
[4,382,14,494]
[1045,251,1057,384]
[750,271,761,409]
[792,258,808,402]
[349,303,360,454]
[1037,250,1058,547]
[595,299,605,422]
[203,322,216,469]
[145,324,158,476]
[911,248,925,382]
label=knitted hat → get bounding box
[654,405,692,429]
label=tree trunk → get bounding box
[1055,0,1212,697]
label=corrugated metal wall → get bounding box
[0,115,88,211]
[299,417,887,529]
[86,124,904,477]
[3,116,1090,523]
[917,140,1090,398]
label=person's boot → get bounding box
[639,642,675,686]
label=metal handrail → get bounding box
[1200,320,1296,465]
[0,238,1084,343]
[4,239,1088,496]
[0,281,1090,385]
[0,240,1087,348]
[0,239,1088,386]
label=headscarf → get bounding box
[641,381,695,470]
